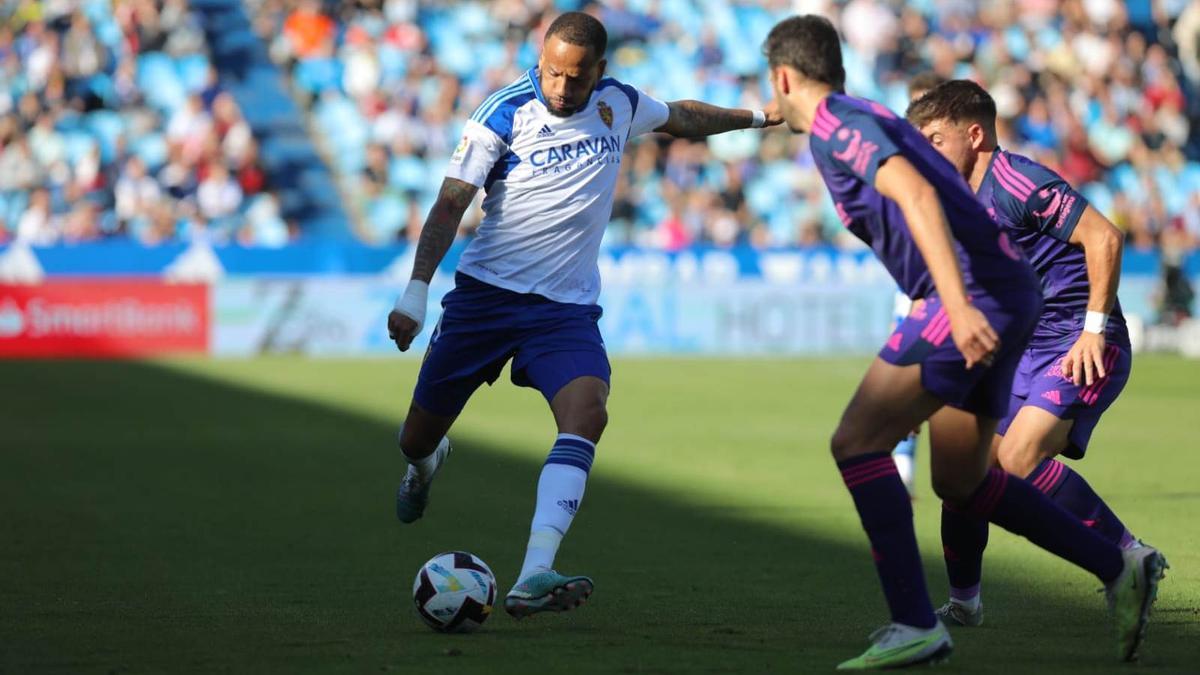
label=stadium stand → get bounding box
[1,0,1198,257]
[248,0,1200,255]
[0,0,349,246]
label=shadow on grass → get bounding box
[0,360,1193,674]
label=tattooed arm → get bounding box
[655,100,782,138]
[410,178,479,283]
[388,177,479,351]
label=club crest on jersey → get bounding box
[597,101,613,129]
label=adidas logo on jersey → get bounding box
[556,499,579,515]
[537,124,554,138]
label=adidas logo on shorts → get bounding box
[556,498,578,515]
[537,124,554,138]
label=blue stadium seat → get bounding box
[294,58,342,95]
[87,110,125,163]
[176,54,212,93]
[366,193,409,240]
[131,133,169,171]
[137,52,186,113]
[64,132,99,166]
[389,156,427,192]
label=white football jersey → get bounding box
[445,68,670,305]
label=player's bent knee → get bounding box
[929,463,979,504]
[995,437,1046,478]
[561,402,607,441]
[399,428,440,459]
[830,425,870,461]
[930,475,975,505]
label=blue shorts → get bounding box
[879,293,1039,419]
[996,339,1131,459]
[412,273,611,417]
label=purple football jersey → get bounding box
[978,149,1129,345]
[809,94,1038,303]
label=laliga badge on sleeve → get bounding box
[450,136,469,164]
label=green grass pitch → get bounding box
[2,356,1198,673]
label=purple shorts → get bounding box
[879,294,1038,419]
[996,340,1131,459]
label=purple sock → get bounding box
[941,503,988,595]
[839,452,936,629]
[965,468,1123,583]
[1027,458,1133,547]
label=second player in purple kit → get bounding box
[764,15,1165,670]
[907,80,1159,628]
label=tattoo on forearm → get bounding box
[665,100,752,138]
[411,178,477,282]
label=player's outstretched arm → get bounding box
[654,100,782,138]
[874,156,1000,369]
[388,177,479,352]
[1061,205,1124,385]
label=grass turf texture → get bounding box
[2,356,1198,674]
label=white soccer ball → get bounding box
[412,551,497,633]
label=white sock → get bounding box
[950,592,981,612]
[518,434,594,582]
[405,438,444,483]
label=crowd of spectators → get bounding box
[252,0,1200,260]
[3,0,1199,261]
[0,0,290,246]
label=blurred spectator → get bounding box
[197,161,243,221]
[282,0,335,61]
[168,94,213,161]
[115,157,162,226]
[17,188,55,245]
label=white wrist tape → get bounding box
[750,110,767,128]
[1083,311,1108,334]
[394,280,429,333]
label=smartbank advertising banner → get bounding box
[212,250,900,356]
[0,280,209,357]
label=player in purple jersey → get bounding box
[889,73,950,496]
[763,16,1165,669]
[907,79,1162,628]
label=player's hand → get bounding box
[1062,331,1106,387]
[762,100,784,127]
[949,305,1000,369]
[388,310,420,352]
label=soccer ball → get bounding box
[412,551,497,633]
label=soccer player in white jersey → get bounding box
[387,12,781,619]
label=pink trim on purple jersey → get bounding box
[811,98,841,141]
[992,163,1032,201]
[998,231,1023,260]
[992,153,1035,201]
[996,153,1037,193]
[835,201,852,226]
[867,101,898,119]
